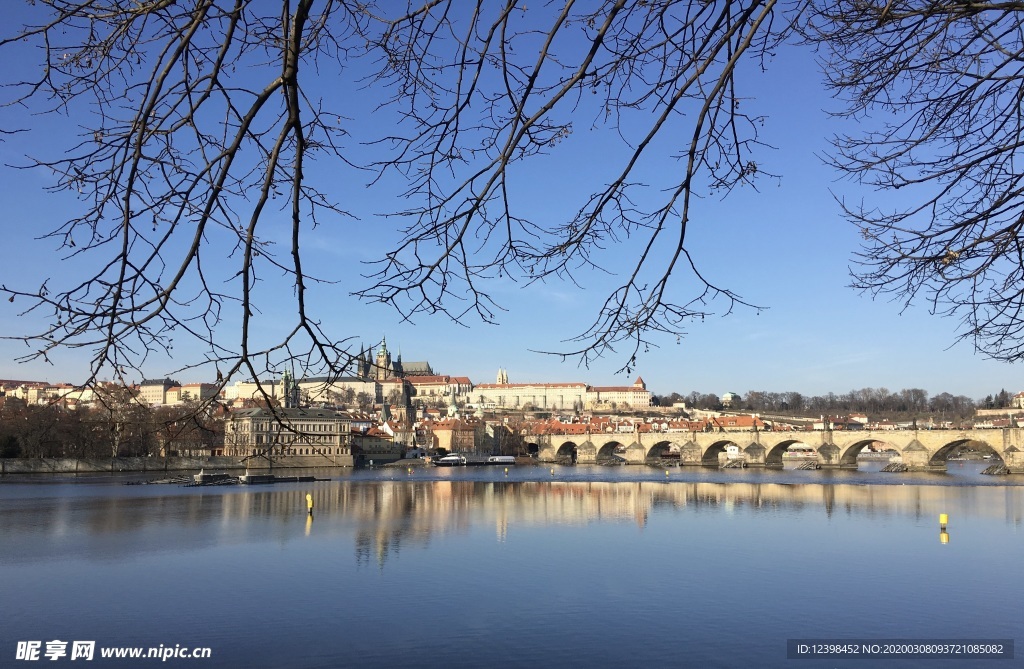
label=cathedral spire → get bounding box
[375,336,392,381]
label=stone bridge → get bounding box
[527,428,1024,472]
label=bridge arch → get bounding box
[556,440,579,464]
[647,440,684,461]
[597,440,627,463]
[838,438,901,467]
[702,439,741,466]
[764,439,818,468]
[927,438,1003,467]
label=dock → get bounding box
[238,473,323,485]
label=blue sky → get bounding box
[0,5,1020,402]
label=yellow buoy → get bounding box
[306,493,314,516]
[504,467,508,475]
[939,513,948,529]
[550,468,554,475]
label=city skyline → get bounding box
[0,331,1015,405]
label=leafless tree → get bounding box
[14,0,1024,392]
[0,0,781,389]
[802,1,1024,361]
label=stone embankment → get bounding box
[0,454,356,475]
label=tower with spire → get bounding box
[374,336,393,381]
[280,369,300,408]
[393,348,404,377]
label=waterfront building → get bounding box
[351,426,402,461]
[429,418,485,453]
[223,407,353,459]
[381,420,416,449]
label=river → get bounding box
[1,461,1019,668]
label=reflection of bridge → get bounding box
[527,428,1024,472]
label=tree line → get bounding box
[0,395,223,460]
[652,387,1019,422]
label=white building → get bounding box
[472,371,652,411]
[586,377,652,410]
[223,407,353,460]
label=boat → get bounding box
[432,454,516,467]
[432,454,467,466]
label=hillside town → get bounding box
[1,337,1022,464]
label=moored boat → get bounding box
[432,454,467,466]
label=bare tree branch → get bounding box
[0,0,794,387]
[802,0,1024,360]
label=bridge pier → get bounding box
[902,441,947,472]
[1001,446,1023,473]
[624,442,646,464]
[743,443,766,467]
[679,442,702,466]
[817,444,842,468]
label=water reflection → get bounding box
[2,480,1021,570]
[2,476,1020,669]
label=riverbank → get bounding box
[0,454,357,475]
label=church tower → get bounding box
[280,369,300,408]
[374,337,392,381]
[496,368,509,384]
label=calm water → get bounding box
[1,462,1020,668]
